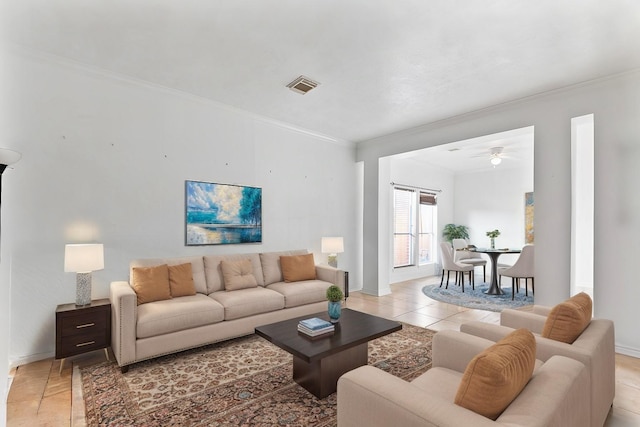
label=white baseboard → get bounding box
[615,345,640,359]
[10,351,54,369]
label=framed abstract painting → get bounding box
[185,180,262,246]
[525,191,534,244]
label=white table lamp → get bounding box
[64,244,104,306]
[321,237,344,268]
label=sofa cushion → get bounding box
[168,263,197,297]
[136,294,225,339]
[221,259,258,291]
[542,292,592,344]
[411,366,462,400]
[260,250,308,286]
[280,253,317,282]
[210,287,285,320]
[204,253,264,293]
[454,328,536,420]
[267,280,328,308]
[131,256,207,294]
[131,264,172,305]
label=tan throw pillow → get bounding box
[280,253,317,282]
[168,263,196,297]
[542,292,592,344]
[131,264,172,305]
[221,259,258,291]
[455,328,536,420]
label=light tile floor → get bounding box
[6,275,640,426]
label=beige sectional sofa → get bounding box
[110,249,346,371]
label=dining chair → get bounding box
[498,244,534,300]
[452,238,487,282]
[439,242,474,292]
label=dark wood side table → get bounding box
[55,298,111,373]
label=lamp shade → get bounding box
[0,148,22,166]
[64,244,104,273]
[321,237,344,254]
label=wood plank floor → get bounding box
[7,275,640,426]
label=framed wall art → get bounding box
[525,191,534,244]
[185,180,262,246]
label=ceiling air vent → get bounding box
[286,76,319,94]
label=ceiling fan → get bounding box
[468,146,512,166]
[489,147,504,166]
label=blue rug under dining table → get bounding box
[422,282,533,312]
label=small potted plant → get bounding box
[486,229,501,249]
[326,285,344,323]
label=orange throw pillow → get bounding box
[542,292,592,344]
[455,328,536,420]
[168,263,196,297]
[280,253,317,282]
[131,264,172,305]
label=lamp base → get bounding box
[76,272,92,306]
[328,254,338,268]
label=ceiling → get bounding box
[2,0,640,144]
[395,126,534,173]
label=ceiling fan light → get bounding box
[490,156,502,166]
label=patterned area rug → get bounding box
[76,324,434,426]
[422,282,533,312]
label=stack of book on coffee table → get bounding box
[298,317,335,339]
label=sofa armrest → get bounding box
[500,308,547,333]
[498,355,590,427]
[460,321,518,343]
[109,281,137,367]
[432,330,495,373]
[337,366,498,427]
[315,264,346,294]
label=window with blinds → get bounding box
[393,187,437,268]
[418,192,437,265]
[393,188,414,267]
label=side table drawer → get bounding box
[60,312,109,337]
[58,330,109,358]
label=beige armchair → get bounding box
[337,329,590,427]
[461,306,615,427]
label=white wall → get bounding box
[3,47,358,366]
[358,70,640,356]
[454,165,534,266]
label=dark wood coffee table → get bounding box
[255,308,401,399]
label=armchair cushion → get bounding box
[131,264,172,305]
[280,253,317,282]
[455,328,536,420]
[221,259,258,291]
[542,292,592,344]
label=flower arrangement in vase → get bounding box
[486,229,501,249]
[326,285,344,323]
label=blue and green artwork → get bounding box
[185,180,262,245]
